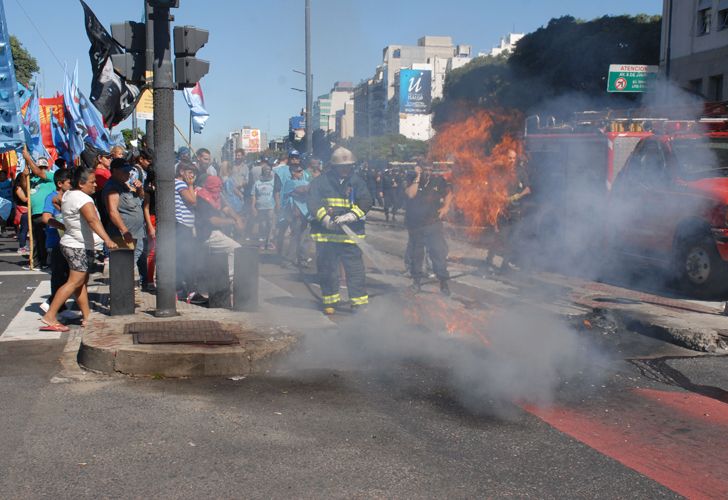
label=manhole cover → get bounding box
[126,320,239,345]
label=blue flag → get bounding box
[51,108,72,166]
[79,87,111,152]
[22,85,48,159]
[63,62,85,160]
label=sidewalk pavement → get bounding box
[364,211,728,353]
[79,260,336,378]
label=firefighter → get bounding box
[307,147,373,315]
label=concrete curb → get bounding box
[78,313,298,377]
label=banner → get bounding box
[80,0,141,127]
[22,86,48,159]
[399,69,432,115]
[182,82,209,134]
[39,96,65,163]
[0,0,26,152]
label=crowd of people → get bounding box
[0,138,530,326]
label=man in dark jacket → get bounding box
[307,147,373,315]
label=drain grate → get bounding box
[126,320,239,345]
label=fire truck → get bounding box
[524,104,728,296]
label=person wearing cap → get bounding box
[273,150,303,259]
[93,150,112,193]
[23,147,55,269]
[307,146,372,314]
[101,158,146,286]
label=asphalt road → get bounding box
[1,232,728,498]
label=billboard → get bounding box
[241,128,261,153]
[399,69,432,115]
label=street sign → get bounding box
[135,71,154,121]
[607,64,658,93]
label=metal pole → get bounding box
[188,111,192,150]
[304,0,313,155]
[145,0,154,146]
[26,172,33,270]
[665,0,673,79]
[152,2,177,317]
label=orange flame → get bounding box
[405,294,491,347]
[430,108,523,231]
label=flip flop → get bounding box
[39,323,70,333]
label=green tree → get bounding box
[435,14,662,123]
[120,128,135,147]
[343,134,428,165]
[10,35,39,88]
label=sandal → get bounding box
[39,323,70,332]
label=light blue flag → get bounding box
[63,62,85,159]
[21,85,48,159]
[51,108,72,166]
[79,87,111,152]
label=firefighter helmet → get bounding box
[330,147,356,166]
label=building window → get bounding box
[698,7,712,35]
[720,8,728,30]
[709,74,724,101]
[688,78,703,96]
[392,49,400,58]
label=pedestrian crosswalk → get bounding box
[0,280,63,341]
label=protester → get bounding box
[40,167,118,332]
[93,150,112,192]
[220,160,244,216]
[195,175,245,278]
[196,147,216,177]
[274,150,301,259]
[404,162,452,296]
[110,145,126,159]
[101,158,146,287]
[142,153,157,291]
[485,148,532,272]
[252,164,276,249]
[0,169,13,233]
[13,169,29,255]
[174,160,205,303]
[382,168,399,222]
[281,162,312,266]
[40,169,72,312]
[25,150,56,269]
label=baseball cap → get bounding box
[288,149,301,159]
[36,157,49,168]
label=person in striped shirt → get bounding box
[174,160,204,303]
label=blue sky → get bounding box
[5,0,662,157]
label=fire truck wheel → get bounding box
[674,235,728,298]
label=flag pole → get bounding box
[26,171,33,270]
[188,111,192,151]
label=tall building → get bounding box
[312,81,355,134]
[478,33,524,58]
[355,35,472,140]
[661,0,728,100]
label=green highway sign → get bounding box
[607,64,658,93]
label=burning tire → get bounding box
[673,234,728,298]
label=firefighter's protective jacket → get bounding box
[307,169,373,243]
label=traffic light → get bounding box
[173,25,209,88]
[110,21,146,84]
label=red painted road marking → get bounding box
[524,388,728,499]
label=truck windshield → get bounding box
[672,137,728,179]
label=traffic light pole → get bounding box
[145,1,154,146]
[151,3,177,317]
[304,0,312,156]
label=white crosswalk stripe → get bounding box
[0,280,62,341]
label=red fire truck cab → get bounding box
[525,108,728,297]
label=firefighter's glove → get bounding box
[322,215,337,230]
[334,212,358,225]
